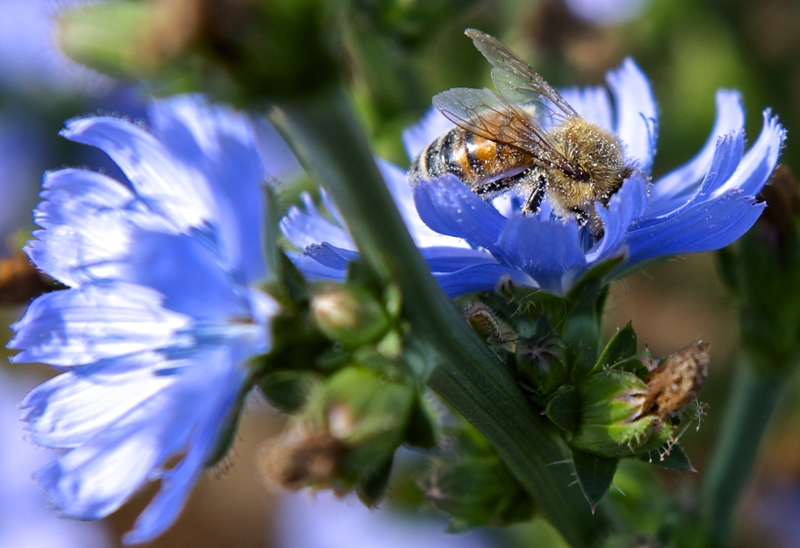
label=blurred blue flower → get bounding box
[0,0,111,94]
[277,492,493,548]
[282,59,785,296]
[8,95,281,544]
[564,0,653,26]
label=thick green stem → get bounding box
[702,358,786,546]
[269,88,616,547]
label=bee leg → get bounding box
[522,174,547,215]
[570,206,589,226]
[474,174,522,196]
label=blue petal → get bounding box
[606,58,657,173]
[638,130,746,230]
[434,263,536,297]
[20,353,175,448]
[625,190,766,264]
[559,85,613,130]
[304,242,360,271]
[62,116,214,232]
[122,344,250,544]
[646,90,745,217]
[288,252,348,282]
[587,172,648,263]
[148,96,270,285]
[402,107,453,160]
[413,175,507,255]
[689,131,745,202]
[421,247,501,273]
[27,169,168,288]
[124,230,249,321]
[379,160,473,249]
[281,193,355,251]
[711,110,785,199]
[9,283,191,367]
[496,215,586,291]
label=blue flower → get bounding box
[282,59,785,296]
[8,95,281,544]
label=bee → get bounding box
[409,29,636,231]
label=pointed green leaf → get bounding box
[404,395,439,449]
[593,323,638,374]
[571,450,619,510]
[357,455,394,506]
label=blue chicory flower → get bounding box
[281,59,785,296]
[8,95,281,544]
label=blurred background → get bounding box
[1,0,799,546]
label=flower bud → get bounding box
[426,455,535,531]
[259,366,436,504]
[568,342,709,458]
[516,334,568,396]
[310,284,391,348]
[57,1,165,78]
[424,423,534,530]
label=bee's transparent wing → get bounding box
[432,87,580,177]
[465,28,578,123]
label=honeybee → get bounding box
[409,29,635,230]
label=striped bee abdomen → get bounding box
[409,128,530,187]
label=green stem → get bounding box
[269,87,616,547]
[701,358,786,546]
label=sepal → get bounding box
[571,449,619,512]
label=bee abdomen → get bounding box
[409,129,469,182]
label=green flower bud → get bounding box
[516,334,568,396]
[424,422,534,531]
[57,1,166,78]
[310,284,391,348]
[569,342,709,459]
[569,369,662,458]
[260,366,436,504]
[426,456,535,531]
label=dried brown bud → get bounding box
[0,252,54,306]
[643,342,710,421]
[257,427,347,492]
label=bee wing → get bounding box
[432,87,580,176]
[465,28,578,123]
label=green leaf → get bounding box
[592,323,638,374]
[404,396,439,449]
[563,278,608,376]
[571,450,619,510]
[357,454,394,507]
[565,255,624,302]
[610,357,653,378]
[638,444,695,472]
[545,384,580,434]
